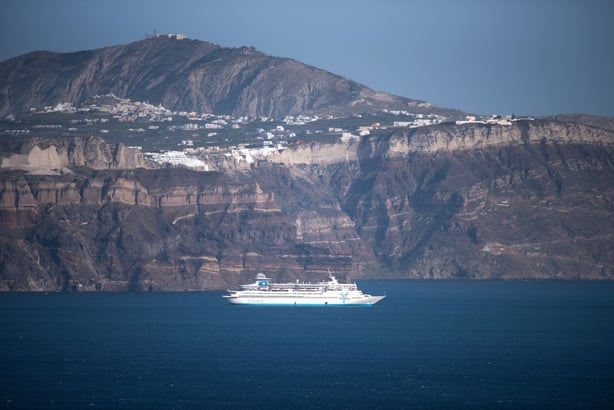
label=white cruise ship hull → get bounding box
[223,274,385,306]
[224,292,385,306]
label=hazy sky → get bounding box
[2,0,613,116]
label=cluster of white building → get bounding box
[390,113,445,128]
[144,150,209,170]
[455,115,534,126]
[15,96,535,172]
[144,141,290,170]
[33,95,173,123]
[282,114,321,126]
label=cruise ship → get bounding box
[223,273,385,306]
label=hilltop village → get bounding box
[1,94,529,171]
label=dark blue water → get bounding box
[2,281,614,409]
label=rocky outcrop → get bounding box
[0,37,455,119]
[1,119,613,291]
[0,136,152,174]
[269,139,360,165]
[387,120,614,155]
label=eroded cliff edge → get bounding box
[1,120,613,291]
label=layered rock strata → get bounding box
[1,119,613,291]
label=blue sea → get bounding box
[1,280,614,409]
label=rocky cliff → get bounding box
[342,120,614,280]
[0,37,451,119]
[0,166,363,291]
[0,136,152,174]
[1,119,613,291]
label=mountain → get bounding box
[0,36,454,120]
[1,37,613,291]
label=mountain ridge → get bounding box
[0,36,455,120]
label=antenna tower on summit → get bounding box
[145,28,159,39]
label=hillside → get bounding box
[0,36,458,120]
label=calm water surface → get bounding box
[1,280,614,409]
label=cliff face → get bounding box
[0,136,152,174]
[342,121,614,280]
[0,166,363,291]
[0,37,441,119]
[1,120,613,291]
